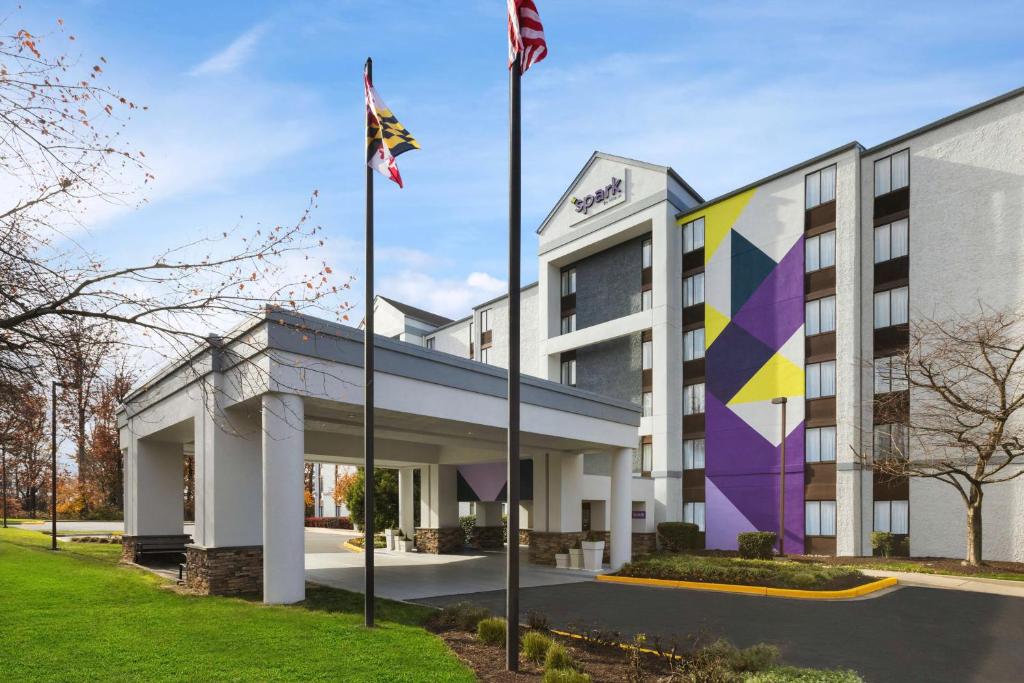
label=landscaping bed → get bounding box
[791,554,1024,582]
[347,535,387,549]
[614,553,875,591]
[426,602,863,681]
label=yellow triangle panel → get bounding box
[704,304,730,347]
[677,188,757,263]
[728,352,804,405]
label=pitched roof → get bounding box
[377,296,453,329]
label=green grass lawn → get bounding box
[0,528,473,682]
[615,553,871,590]
[833,558,1024,583]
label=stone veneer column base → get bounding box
[185,545,263,596]
[528,531,584,565]
[469,526,504,550]
[415,527,464,554]
[518,529,531,547]
[120,535,192,564]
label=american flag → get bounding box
[507,0,547,73]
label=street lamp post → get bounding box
[2,442,8,529]
[50,380,73,551]
[771,396,788,556]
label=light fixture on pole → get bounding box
[771,396,787,556]
[50,380,70,551]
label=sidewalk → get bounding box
[863,569,1024,597]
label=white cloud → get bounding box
[378,270,506,319]
[189,22,270,76]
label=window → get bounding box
[684,272,705,307]
[480,347,490,364]
[480,308,492,332]
[641,288,653,311]
[642,338,653,370]
[874,286,909,329]
[874,356,908,393]
[805,231,836,272]
[425,337,435,350]
[682,217,705,253]
[806,360,836,399]
[560,358,576,387]
[805,500,837,536]
[683,328,705,361]
[642,238,653,269]
[560,268,576,296]
[874,218,909,263]
[805,295,836,336]
[642,391,653,417]
[874,149,910,197]
[683,501,706,532]
[805,426,837,463]
[805,164,837,209]
[560,312,577,334]
[684,383,705,415]
[874,500,909,534]
[634,440,653,475]
[873,423,909,461]
[684,438,705,469]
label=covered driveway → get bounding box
[119,309,640,604]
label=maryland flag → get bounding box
[365,64,419,188]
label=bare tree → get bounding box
[0,20,352,392]
[860,307,1024,565]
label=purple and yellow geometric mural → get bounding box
[684,186,806,553]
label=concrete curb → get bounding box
[342,540,364,553]
[595,574,898,600]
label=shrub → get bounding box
[542,669,591,683]
[304,516,353,530]
[477,617,507,646]
[522,630,553,664]
[745,667,863,682]
[871,531,895,557]
[526,609,550,631]
[657,522,702,552]
[615,553,866,590]
[738,532,777,560]
[438,602,492,632]
[544,643,575,671]
[459,515,476,545]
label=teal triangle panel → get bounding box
[730,230,776,316]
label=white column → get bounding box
[420,463,458,529]
[610,448,633,571]
[476,501,502,526]
[261,393,305,605]
[193,392,262,549]
[548,452,583,532]
[398,467,415,538]
[654,203,684,524]
[126,437,184,537]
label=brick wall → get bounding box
[120,534,192,564]
[185,545,263,596]
[469,526,504,550]
[415,527,463,554]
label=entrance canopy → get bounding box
[118,309,640,603]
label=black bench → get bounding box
[133,539,188,563]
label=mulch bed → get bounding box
[790,554,1024,577]
[426,616,675,682]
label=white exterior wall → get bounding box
[863,91,1024,562]
[472,284,542,378]
[428,318,472,358]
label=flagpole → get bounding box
[363,56,376,629]
[506,52,522,673]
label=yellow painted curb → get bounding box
[550,628,681,661]
[595,574,898,600]
[343,539,364,553]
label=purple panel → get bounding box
[705,392,806,552]
[458,463,507,502]
[730,237,805,350]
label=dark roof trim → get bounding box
[473,281,539,311]
[426,314,472,335]
[376,295,453,328]
[863,84,1024,155]
[675,142,863,220]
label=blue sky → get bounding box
[17,1,1024,320]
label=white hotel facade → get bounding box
[382,86,1024,563]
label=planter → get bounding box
[554,553,570,569]
[568,548,584,570]
[582,540,605,571]
[396,538,414,553]
[384,528,396,551]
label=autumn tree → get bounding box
[86,361,134,514]
[859,307,1024,565]
[2,383,51,517]
[0,20,351,395]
